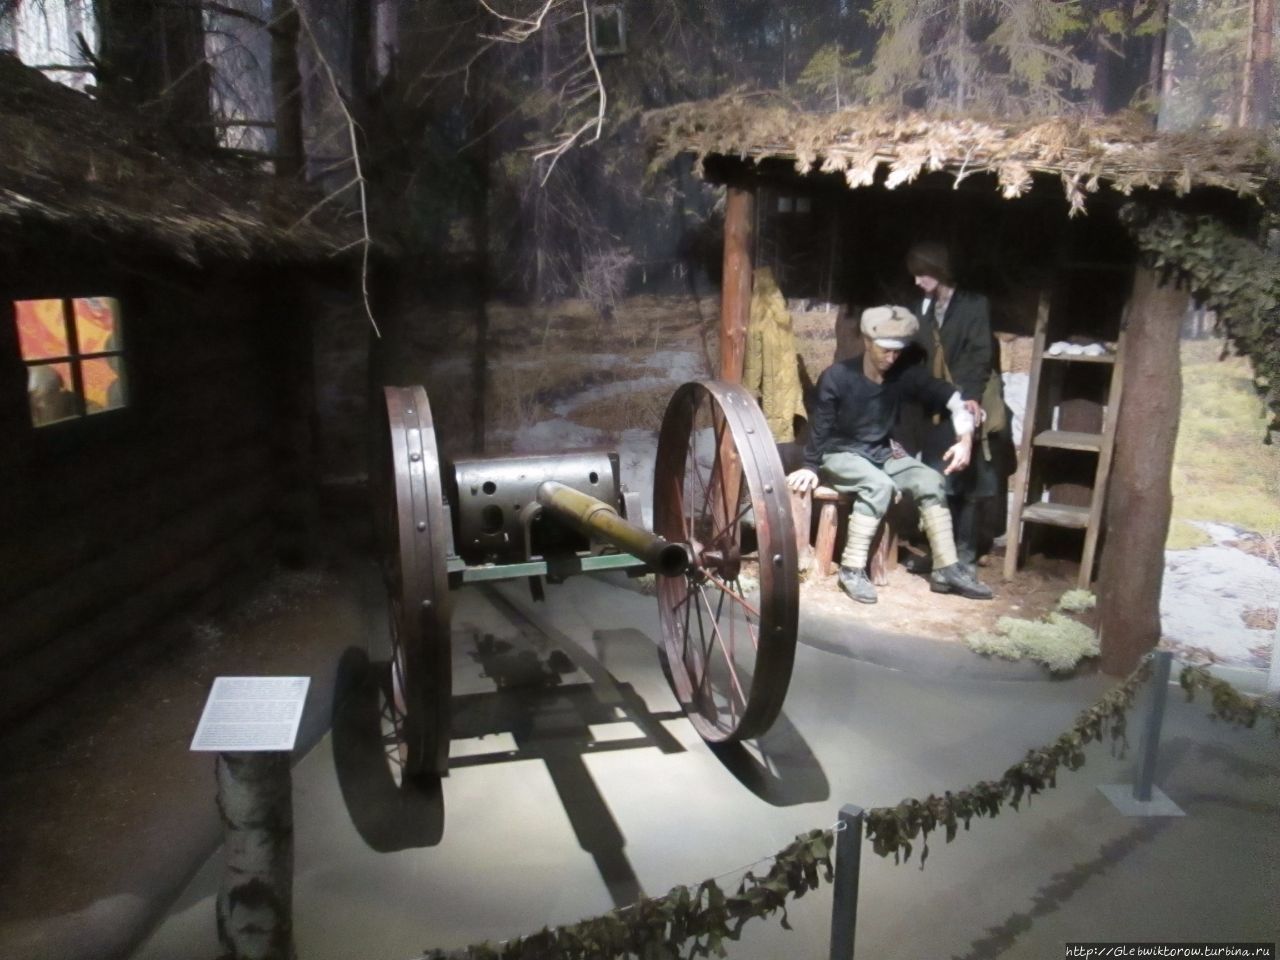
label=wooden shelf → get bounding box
[1041,352,1117,364]
[1004,287,1127,590]
[1021,502,1091,529]
[1033,430,1104,452]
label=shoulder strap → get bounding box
[929,320,951,383]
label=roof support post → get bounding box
[1096,265,1188,676]
[719,183,755,383]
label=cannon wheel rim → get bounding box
[653,380,798,742]
[377,385,452,778]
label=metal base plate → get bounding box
[1098,783,1185,817]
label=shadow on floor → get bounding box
[330,646,446,853]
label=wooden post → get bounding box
[1095,266,1188,676]
[789,487,813,566]
[216,753,296,960]
[714,183,754,527]
[719,184,754,383]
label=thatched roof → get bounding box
[0,53,351,264]
[645,95,1276,214]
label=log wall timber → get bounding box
[0,477,278,663]
[265,284,320,566]
[0,255,319,731]
[0,522,275,727]
[1096,266,1188,675]
[0,434,274,602]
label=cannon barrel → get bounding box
[536,480,688,577]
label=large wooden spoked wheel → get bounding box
[653,380,799,742]
[375,386,452,779]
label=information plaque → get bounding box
[190,676,311,752]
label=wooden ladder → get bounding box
[1002,294,1127,589]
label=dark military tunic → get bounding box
[802,358,954,470]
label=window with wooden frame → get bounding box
[14,297,128,427]
[589,4,625,56]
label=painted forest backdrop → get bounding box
[3,0,1277,473]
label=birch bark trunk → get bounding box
[215,752,296,960]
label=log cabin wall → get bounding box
[0,244,318,731]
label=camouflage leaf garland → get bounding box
[1179,664,1280,735]
[422,830,834,960]
[864,661,1150,866]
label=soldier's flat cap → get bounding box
[860,305,918,349]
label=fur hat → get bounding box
[860,305,918,349]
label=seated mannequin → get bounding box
[786,306,993,605]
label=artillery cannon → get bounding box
[374,380,799,779]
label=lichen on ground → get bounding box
[1056,589,1096,613]
[965,608,1099,674]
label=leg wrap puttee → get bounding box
[840,512,881,572]
[920,503,959,570]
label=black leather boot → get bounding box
[930,563,993,599]
[837,566,878,604]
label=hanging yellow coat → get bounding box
[742,267,808,443]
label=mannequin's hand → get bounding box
[942,435,973,474]
[787,468,820,493]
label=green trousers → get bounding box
[819,450,947,518]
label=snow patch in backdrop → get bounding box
[1161,522,1277,669]
[553,351,706,417]
[508,419,604,452]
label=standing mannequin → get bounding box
[906,242,1004,578]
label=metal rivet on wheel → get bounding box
[410,452,421,462]
[764,484,773,493]
[773,554,783,567]
[422,600,433,610]
[417,521,426,532]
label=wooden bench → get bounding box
[790,485,899,585]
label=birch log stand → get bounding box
[215,752,296,960]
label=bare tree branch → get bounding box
[293,0,380,338]
[287,175,361,229]
[475,0,564,42]
[529,0,606,185]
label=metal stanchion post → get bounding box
[829,804,864,960]
[1099,650,1184,816]
[1134,650,1173,802]
[1268,615,1280,696]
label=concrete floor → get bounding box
[134,573,1279,960]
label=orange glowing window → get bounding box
[14,297,128,427]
